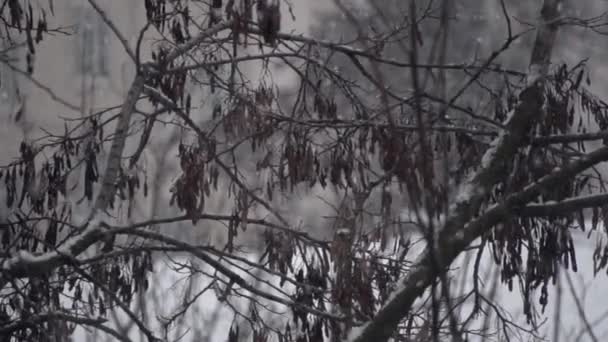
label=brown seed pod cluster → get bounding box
[478,65,608,324]
[256,0,280,46]
[5,0,49,74]
[222,87,275,146]
[313,91,338,119]
[256,225,410,340]
[170,142,219,223]
[226,0,254,46]
[149,47,189,108]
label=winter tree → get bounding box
[1,0,608,341]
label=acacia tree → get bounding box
[1,0,608,341]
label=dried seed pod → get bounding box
[256,0,280,46]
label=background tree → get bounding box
[1,0,608,341]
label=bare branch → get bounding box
[520,193,608,217]
[349,1,564,340]
[87,0,137,63]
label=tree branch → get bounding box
[351,138,608,342]
[520,193,608,217]
[0,72,145,283]
[0,19,233,285]
[87,0,137,63]
[0,311,132,342]
[113,228,347,322]
[348,1,564,341]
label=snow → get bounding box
[384,280,406,307]
[345,322,369,342]
[480,141,499,170]
[454,182,475,204]
[336,228,351,236]
[480,107,515,170]
[15,250,36,264]
[2,210,104,271]
[526,64,543,87]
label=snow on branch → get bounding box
[0,64,144,280]
[520,193,608,217]
[348,1,565,341]
[1,211,104,282]
[349,140,608,342]
[0,18,234,283]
